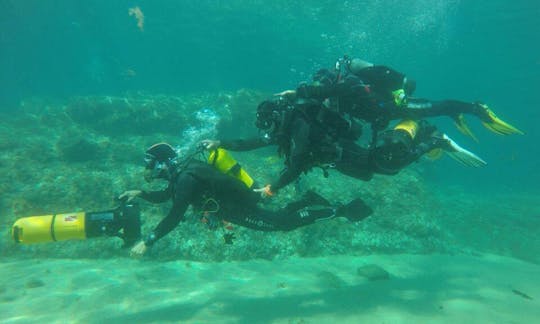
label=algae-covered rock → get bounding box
[356,264,390,281]
[65,96,185,135]
[215,88,267,139]
[0,91,452,262]
[57,136,101,162]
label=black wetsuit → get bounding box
[297,66,484,131]
[140,160,338,246]
[220,103,372,193]
[277,65,485,175]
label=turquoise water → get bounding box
[1,1,539,322]
[2,1,538,190]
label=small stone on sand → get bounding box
[25,279,45,289]
[356,264,390,281]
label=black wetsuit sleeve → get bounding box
[270,118,310,192]
[139,186,172,203]
[401,99,479,119]
[220,138,271,151]
[145,174,198,245]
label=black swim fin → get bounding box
[303,190,331,206]
[337,198,373,222]
[284,190,331,213]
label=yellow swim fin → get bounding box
[425,148,444,160]
[453,114,478,142]
[476,104,524,135]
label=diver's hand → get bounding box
[274,89,296,99]
[118,190,142,202]
[130,240,148,257]
[200,139,221,150]
[253,184,274,198]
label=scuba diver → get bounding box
[202,95,486,197]
[119,143,373,257]
[281,56,523,140]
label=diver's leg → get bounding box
[333,140,374,181]
[227,192,338,231]
[371,119,486,174]
[406,99,523,136]
[228,192,373,231]
[405,99,474,117]
[225,207,337,232]
[231,191,337,231]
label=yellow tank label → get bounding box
[53,212,86,241]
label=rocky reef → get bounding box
[1,90,535,263]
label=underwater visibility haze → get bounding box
[0,1,539,323]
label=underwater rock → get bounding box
[65,95,194,136]
[0,295,18,303]
[356,264,390,281]
[25,278,45,289]
[216,88,266,138]
[56,136,101,162]
[1,92,450,262]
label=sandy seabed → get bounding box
[0,253,538,324]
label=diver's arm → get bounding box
[139,185,173,203]
[143,174,196,246]
[269,119,310,192]
[270,166,303,193]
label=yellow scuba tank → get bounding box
[208,148,254,188]
[394,119,443,160]
[12,212,86,244]
[394,119,419,140]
